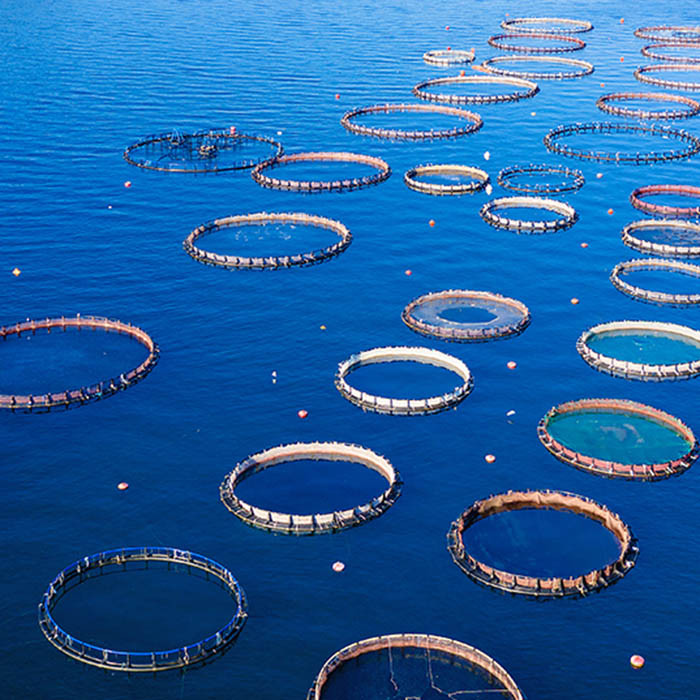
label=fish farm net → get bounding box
[479,196,578,233]
[497,164,584,194]
[630,184,700,218]
[610,258,700,306]
[480,56,594,80]
[487,32,586,53]
[411,75,539,105]
[500,17,593,34]
[422,49,475,66]
[621,219,700,257]
[404,165,490,195]
[596,92,700,120]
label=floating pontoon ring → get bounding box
[610,258,700,305]
[635,64,700,91]
[251,152,391,192]
[630,184,700,218]
[634,26,700,43]
[641,43,700,64]
[423,48,475,66]
[596,92,700,120]
[577,320,700,381]
[404,164,489,195]
[123,128,283,173]
[497,164,584,194]
[621,219,700,257]
[544,122,700,163]
[401,290,530,342]
[488,33,585,53]
[480,196,578,233]
[220,442,401,535]
[340,104,483,140]
[447,489,638,597]
[335,346,473,416]
[501,17,593,34]
[0,316,159,413]
[411,75,539,105]
[480,55,594,80]
[38,547,247,672]
[306,634,525,700]
[538,398,698,480]
[183,212,352,270]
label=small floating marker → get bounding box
[620,17,625,24]
[277,130,283,135]
[12,268,21,277]
[229,125,237,135]
[485,183,493,195]
[630,655,645,669]
[445,25,450,30]
[620,56,625,62]
[507,360,517,370]
[483,151,491,161]
[320,324,327,330]
[332,561,345,573]
[485,454,496,464]
[596,173,603,179]
[405,269,413,276]
[297,409,308,419]
[600,82,605,87]
[581,242,589,248]
[506,410,516,417]
[530,111,536,116]
[608,208,614,215]
[459,69,466,76]
[447,46,452,51]
[271,370,277,378]
[124,181,132,188]
[117,482,129,491]
[429,219,436,227]
[571,297,580,305]
[335,93,340,100]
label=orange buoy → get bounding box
[297,409,308,419]
[320,324,327,330]
[445,25,450,30]
[571,297,580,305]
[12,268,21,277]
[117,482,129,491]
[600,82,605,87]
[581,242,589,248]
[459,69,466,76]
[507,360,517,370]
[596,173,603,179]
[447,46,452,51]
[608,208,614,215]
[124,181,132,188]
[630,655,645,669]
[429,219,435,227]
[335,93,340,99]
[332,561,345,572]
[405,269,413,276]
[620,56,625,62]
[620,18,625,24]
[485,454,496,463]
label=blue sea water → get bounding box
[2,1,700,698]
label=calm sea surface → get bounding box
[2,1,700,698]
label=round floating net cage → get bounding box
[480,55,594,80]
[621,219,700,257]
[423,48,475,66]
[335,346,473,416]
[123,127,283,173]
[488,32,586,53]
[219,441,402,535]
[610,258,700,305]
[183,212,352,270]
[635,64,700,91]
[404,164,489,195]
[411,75,539,105]
[401,290,530,342]
[497,164,584,194]
[543,122,700,163]
[38,547,247,672]
[630,184,700,219]
[480,196,578,233]
[0,316,159,413]
[538,398,698,480]
[634,26,700,43]
[596,92,700,120]
[447,489,638,598]
[306,633,524,700]
[251,152,391,192]
[577,320,700,381]
[641,43,700,64]
[340,103,483,140]
[500,17,593,34]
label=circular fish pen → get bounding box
[123,128,283,173]
[411,75,539,105]
[480,196,578,233]
[501,17,593,34]
[480,55,594,80]
[404,164,489,195]
[543,122,700,163]
[488,33,586,53]
[621,219,700,257]
[610,258,700,305]
[38,547,247,672]
[251,152,391,192]
[596,92,700,120]
[0,316,159,413]
[497,164,584,194]
[538,398,698,480]
[577,320,700,381]
[447,490,638,598]
[306,633,524,700]
[635,64,700,91]
[219,442,401,535]
[401,290,530,342]
[422,48,475,66]
[641,43,700,64]
[335,346,473,416]
[630,184,700,218]
[340,103,483,140]
[183,212,352,270]
[634,26,700,43]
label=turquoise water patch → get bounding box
[586,329,700,364]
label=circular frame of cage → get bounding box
[479,196,578,233]
[641,43,700,64]
[183,212,352,270]
[411,74,539,105]
[543,122,700,163]
[497,163,585,194]
[340,103,483,140]
[422,48,475,66]
[306,633,525,700]
[251,152,391,192]
[629,184,700,219]
[480,55,594,80]
[401,290,531,342]
[500,17,593,35]
[220,442,402,535]
[634,64,700,91]
[621,219,700,257]
[0,316,159,413]
[335,346,473,416]
[37,547,247,672]
[404,164,490,195]
[634,26,700,43]
[610,258,700,306]
[447,489,638,598]
[123,128,283,173]
[596,92,700,120]
[538,398,698,480]
[488,32,586,53]
[576,320,700,381]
